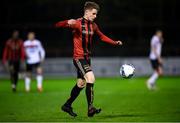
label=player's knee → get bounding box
[84,72,95,83]
[157,67,163,76]
[37,67,42,75]
[77,79,86,88]
[158,70,163,76]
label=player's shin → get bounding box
[86,83,94,109]
[14,72,18,86]
[10,73,15,85]
[10,71,17,91]
[64,84,83,107]
[37,75,43,92]
[25,77,31,92]
[148,72,158,84]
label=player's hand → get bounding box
[116,40,123,45]
[68,19,76,25]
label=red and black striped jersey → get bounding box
[55,18,118,59]
[2,39,25,64]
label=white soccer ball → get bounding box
[120,64,135,78]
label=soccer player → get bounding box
[24,32,45,92]
[2,30,25,92]
[147,30,164,90]
[55,1,122,117]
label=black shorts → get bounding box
[150,59,161,70]
[26,62,41,72]
[73,59,92,79]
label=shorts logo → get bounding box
[84,65,91,71]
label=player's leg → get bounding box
[149,65,163,89]
[157,65,163,76]
[61,59,87,117]
[8,61,16,92]
[11,61,20,92]
[84,71,95,108]
[147,59,159,90]
[147,70,158,89]
[73,59,95,109]
[64,78,86,107]
[25,63,32,92]
[74,58,101,117]
[84,71,101,117]
[62,78,85,117]
[36,63,43,92]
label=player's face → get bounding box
[12,31,19,39]
[156,31,163,43]
[156,31,163,38]
[158,32,162,38]
[28,33,35,41]
[86,9,98,22]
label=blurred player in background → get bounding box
[147,30,164,90]
[24,32,45,92]
[55,1,122,117]
[2,30,25,92]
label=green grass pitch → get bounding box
[0,77,180,122]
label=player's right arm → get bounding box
[2,40,10,71]
[55,19,78,29]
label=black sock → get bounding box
[86,83,94,109]
[10,73,15,87]
[65,84,83,107]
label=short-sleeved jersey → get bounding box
[149,35,162,60]
[24,39,45,64]
[55,18,118,59]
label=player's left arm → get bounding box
[55,19,78,29]
[94,24,123,45]
[38,41,45,62]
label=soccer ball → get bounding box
[120,64,135,78]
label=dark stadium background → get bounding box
[0,0,179,58]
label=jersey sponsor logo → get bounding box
[25,45,38,53]
[82,30,94,35]
[25,45,38,48]
[10,45,20,50]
